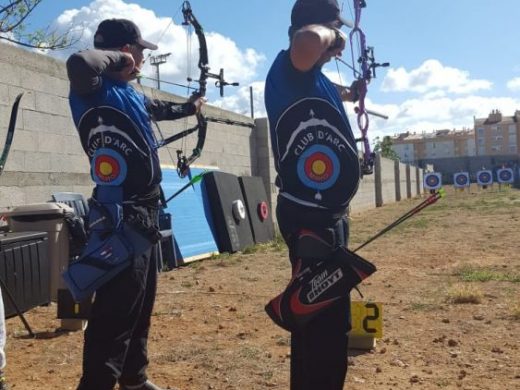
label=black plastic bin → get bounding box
[0,232,50,318]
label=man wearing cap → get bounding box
[67,18,203,390]
[264,0,362,389]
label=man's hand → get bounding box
[189,95,206,114]
[333,79,362,103]
[327,27,347,57]
[120,52,137,78]
[107,52,136,82]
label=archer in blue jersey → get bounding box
[67,19,203,390]
[264,1,367,389]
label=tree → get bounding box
[373,135,399,160]
[0,0,79,49]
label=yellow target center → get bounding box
[311,160,326,175]
[99,162,114,176]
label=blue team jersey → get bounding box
[265,50,360,211]
[69,77,161,197]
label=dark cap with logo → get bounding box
[291,0,353,29]
[94,18,158,50]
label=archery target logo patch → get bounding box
[497,168,514,184]
[476,170,493,186]
[297,145,340,191]
[453,172,470,188]
[274,98,360,208]
[424,172,442,190]
[92,148,128,185]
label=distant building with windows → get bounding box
[389,110,520,184]
[474,110,520,156]
[391,110,520,163]
[391,128,476,163]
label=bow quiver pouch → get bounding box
[265,231,377,332]
[62,189,153,302]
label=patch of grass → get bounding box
[455,265,520,283]
[274,335,290,346]
[409,302,440,311]
[242,245,258,254]
[435,378,451,387]
[511,304,520,321]
[267,232,287,252]
[209,252,231,260]
[446,284,482,304]
[187,260,204,269]
[407,217,429,229]
[261,370,274,380]
[180,281,193,288]
[238,345,261,359]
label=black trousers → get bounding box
[77,243,159,390]
[277,197,351,390]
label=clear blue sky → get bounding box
[23,0,520,140]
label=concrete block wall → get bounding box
[378,155,398,206]
[253,118,278,216]
[350,173,376,213]
[0,42,253,208]
[0,44,92,207]
[416,166,424,195]
[394,160,408,201]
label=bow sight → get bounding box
[187,68,239,98]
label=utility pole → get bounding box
[249,86,254,119]
[150,53,171,90]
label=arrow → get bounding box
[164,169,209,204]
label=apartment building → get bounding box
[474,110,520,156]
[391,128,476,163]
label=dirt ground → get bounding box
[3,186,520,390]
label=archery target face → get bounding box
[497,168,514,184]
[92,148,127,186]
[424,172,442,190]
[453,172,470,188]
[476,170,493,186]
[297,144,340,190]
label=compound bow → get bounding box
[339,0,389,175]
[156,1,239,178]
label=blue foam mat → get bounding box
[161,167,219,262]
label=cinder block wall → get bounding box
[253,118,278,216]
[0,42,253,208]
[379,156,397,205]
[0,43,91,207]
[394,160,408,201]
[350,174,376,212]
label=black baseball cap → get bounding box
[291,0,353,29]
[94,18,158,50]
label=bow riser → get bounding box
[347,0,388,175]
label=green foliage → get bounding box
[0,0,79,49]
[373,136,400,160]
[455,266,520,283]
[445,284,482,304]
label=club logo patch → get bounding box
[92,148,127,185]
[275,98,360,208]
